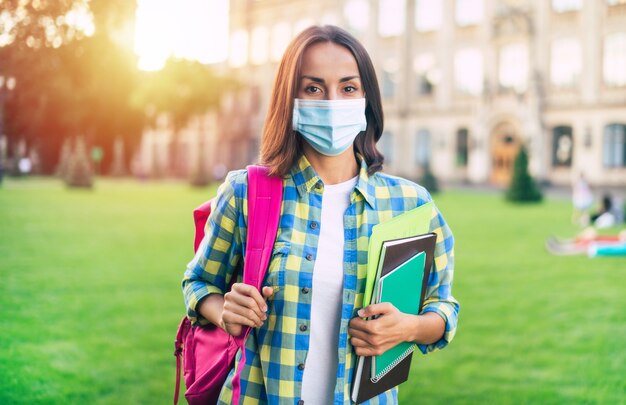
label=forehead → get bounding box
[299,41,360,77]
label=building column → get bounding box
[581,0,600,105]
[436,0,454,111]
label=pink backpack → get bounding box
[174,165,283,405]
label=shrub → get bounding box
[506,145,542,203]
[420,163,439,194]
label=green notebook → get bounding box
[371,251,426,381]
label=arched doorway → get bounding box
[490,122,521,186]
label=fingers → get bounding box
[349,305,405,356]
[222,283,269,331]
[226,290,266,321]
[221,315,250,337]
[349,316,370,333]
[357,302,395,318]
[350,321,387,357]
[222,299,265,327]
[348,326,371,344]
[262,286,274,299]
[348,323,389,357]
[351,340,383,357]
[232,283,268,313]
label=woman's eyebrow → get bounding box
[301,75,360,83]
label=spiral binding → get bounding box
[370,343,417,383]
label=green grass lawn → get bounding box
[1,177,624,404]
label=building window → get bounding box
[344,0,369,32]
[378,0,405,37]
[552,126,573,167]
[229,30,248,68]
[415,0,443,32]
[456,0,484,26]
[382,58,398,99]
[414,53,438,95]
[270,23,291,62]
[250,26,269,65]
[498,42,528,92]
[603,123,626,167]
[456,128,469,167]
[415,129,432,167]
[552,0,582,12]
[380,131,393,164]
[454,48,483,95]
[550,38,582,88]
[603,33,626,87]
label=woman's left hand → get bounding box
[348,303,416,357]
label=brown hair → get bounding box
[259,25,385,177]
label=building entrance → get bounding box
[490,122,521,186]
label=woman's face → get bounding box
[297,41,365,101]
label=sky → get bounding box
[133,0,229,71]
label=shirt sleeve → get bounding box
[418,202,459,354]
[182,171,244,326]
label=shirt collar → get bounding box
[354,156,377,209]
[290,154,377,209]
[290,154,322,196]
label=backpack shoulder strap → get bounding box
[230,165,282,405]
[243,165,283,289]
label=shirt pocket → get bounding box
[263,241,290,295]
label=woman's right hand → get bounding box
[220,284,274,336]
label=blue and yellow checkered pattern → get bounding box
[183,154,459,404]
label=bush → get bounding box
[506,145,542,203]
[420,163,439,194]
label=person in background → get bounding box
[591,193,616,229]
[571,173,593,227]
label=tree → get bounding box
[506,145,543,203]
[131,58,238,177]
[1,0,236,177]
[0,0,142,174]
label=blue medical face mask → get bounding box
[292,98,367,156]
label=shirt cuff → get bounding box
[187,284,224,326]
[417,301,458,354]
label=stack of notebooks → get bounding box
[351,202,437,404]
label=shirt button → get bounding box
[298,400,305,405]
[299,324,308,332]
[298,363,305,371]
[301,287,309,294]
[315,182,322,190]
[305,253,313,261]
[310,221,318,230]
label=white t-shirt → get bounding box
[301,176,358,404]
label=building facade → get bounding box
[218,0,626,187]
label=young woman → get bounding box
[182,25,459,404]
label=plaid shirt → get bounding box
[183,155,459,405]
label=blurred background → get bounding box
[1,1,626,404]
[1,0,625,190]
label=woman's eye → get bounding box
[344,85,357,93]
[305,86,321,94]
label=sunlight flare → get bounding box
[134,0,229,71]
